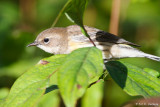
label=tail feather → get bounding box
[98,43,160,62]
[144,53,160,62]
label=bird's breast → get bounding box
[68,40,93,52]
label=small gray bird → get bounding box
[27,25,160,61]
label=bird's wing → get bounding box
[85,26,140,47]
[67,25,140,47]
[95,31,140,47]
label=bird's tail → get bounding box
[97,43,160,62]
[143,53,160,62]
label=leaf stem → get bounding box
[88,79,101,88]
[81,26,96,47]
[51,1,70,27]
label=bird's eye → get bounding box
[44,38,49,44]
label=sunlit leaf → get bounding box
[3,55,66,107]
[35,90,60,107]
[81,80,104,107]
[143,68,160,78]
[52,0,89,27]
[58,47,103,107]
[105,61,160,97]
[64,0,89,26]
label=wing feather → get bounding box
[67,25,140,47]
[95,31,140,47]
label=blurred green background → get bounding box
[0,0,160,107]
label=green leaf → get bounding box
[81,80,104,107]
[58,47,103,107]
[52,0,89,27]
[64,0,93,40]
[52,0,95,46]
[105,61,160,97]
[35,90,60,107]
[64,0,89,26]
[3,55,66,107]
[143,68,160,78]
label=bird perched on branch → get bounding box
[27,25,160,62]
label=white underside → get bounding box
[68,41,146,59]
[37,45,59,54]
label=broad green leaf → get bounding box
[63,0,93,40]
[81,80,104,107]
[105,61,160,97]
[35,90,60,107]
[52,0,89,27]
[58,47,103,107]
[143,68,160,78]
[64,0,89,26]
[3,55,66,107]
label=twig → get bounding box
[88,79,101,88]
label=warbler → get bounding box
[27,25,160,61]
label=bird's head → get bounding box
[27,28,68,54]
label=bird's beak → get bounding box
[27,41,38,47]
